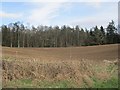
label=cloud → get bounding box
[26,2,117,29]
[26,2,70,25]
[0,11,23,18]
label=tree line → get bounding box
[1,20,120,48]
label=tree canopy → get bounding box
[1,20,120,48]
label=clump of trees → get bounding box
[1,20,120,48]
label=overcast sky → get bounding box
[0,0,118,29]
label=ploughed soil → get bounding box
[2,44,119,61]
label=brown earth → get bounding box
[2,44,119,61]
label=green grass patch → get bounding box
[5,79,77,88]
[93,64,118,88]
[93,77,118,88]
[37,80,77,88]
[5,79,35,88]
[82,63,118,88]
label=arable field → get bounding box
[2,44,119,88]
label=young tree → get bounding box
[2,25,10,46]
[20,24,25,48]
[75,25,80,46]
[8,23,14,47]
[100,26,106,44]
[93,26,101,45]
[106,20,117,44]
[14,22,20,48]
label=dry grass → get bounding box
[2,57,118,88]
